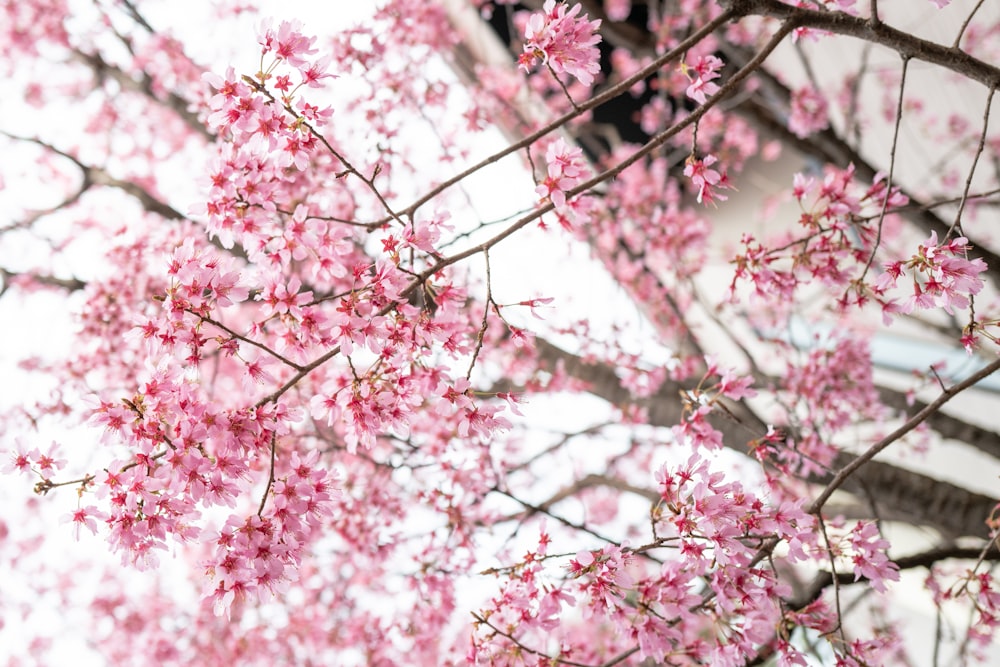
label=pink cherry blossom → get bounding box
[684,153,731,205]
[536,137,589,211]
[684,54,724,104]
[789,85,830,138]
[520,1,602,86]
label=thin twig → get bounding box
[546,61,582,111]
[491,485,627,548]
[948,84,997,237]
[809,357,1000,514]
[257,433,277,517]
[194,311,305,371]
[380,6,741,223]
[466,249,493,379]
[858,55,909,284]
[818,516,847,642]
[952,0,986,50]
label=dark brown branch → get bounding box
[953,0,987,50]
[404,4,741,223]
[949,84,997,236]
[491,485,626,548]
[192,311,304,372]
[4,131,185,219]
[86,168,186,221]
[257,433,277,517]
[720,0,1000,89]
[876,385,1000,461]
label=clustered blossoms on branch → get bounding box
[534,136,593,227]
[684,153,732,205]
[874,231,987,318]
[518,0,601,86]
[205,450,336,617]
[683,54,724,105]
[731,165,910,305]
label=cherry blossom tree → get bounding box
[2,0,1000,664]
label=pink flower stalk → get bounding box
[520,1,602,86]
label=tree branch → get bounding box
[720,0,1000,89]
[528,337,1000,539]
[787,543,1000,610]
[809,357,1000,514]
[2,131,247,260]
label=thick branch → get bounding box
[876,385,1000,461]
[86,169,186,221]
[809,357,1000,514]
[72,49,213,141]
[530,338,999,539]
[721,0,1000,89]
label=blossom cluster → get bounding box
[536,138,587,207]
[731,166,907,307]
[684,154,732,206]
[200,21,335,257]
[683,54,724,105]
[669,359,756,450]
[204,450,336,616]
[845,520,900,593]
[778,334,885,475]
[874,231,987,319]
[519,0,602,87]
[2,438,66,479]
